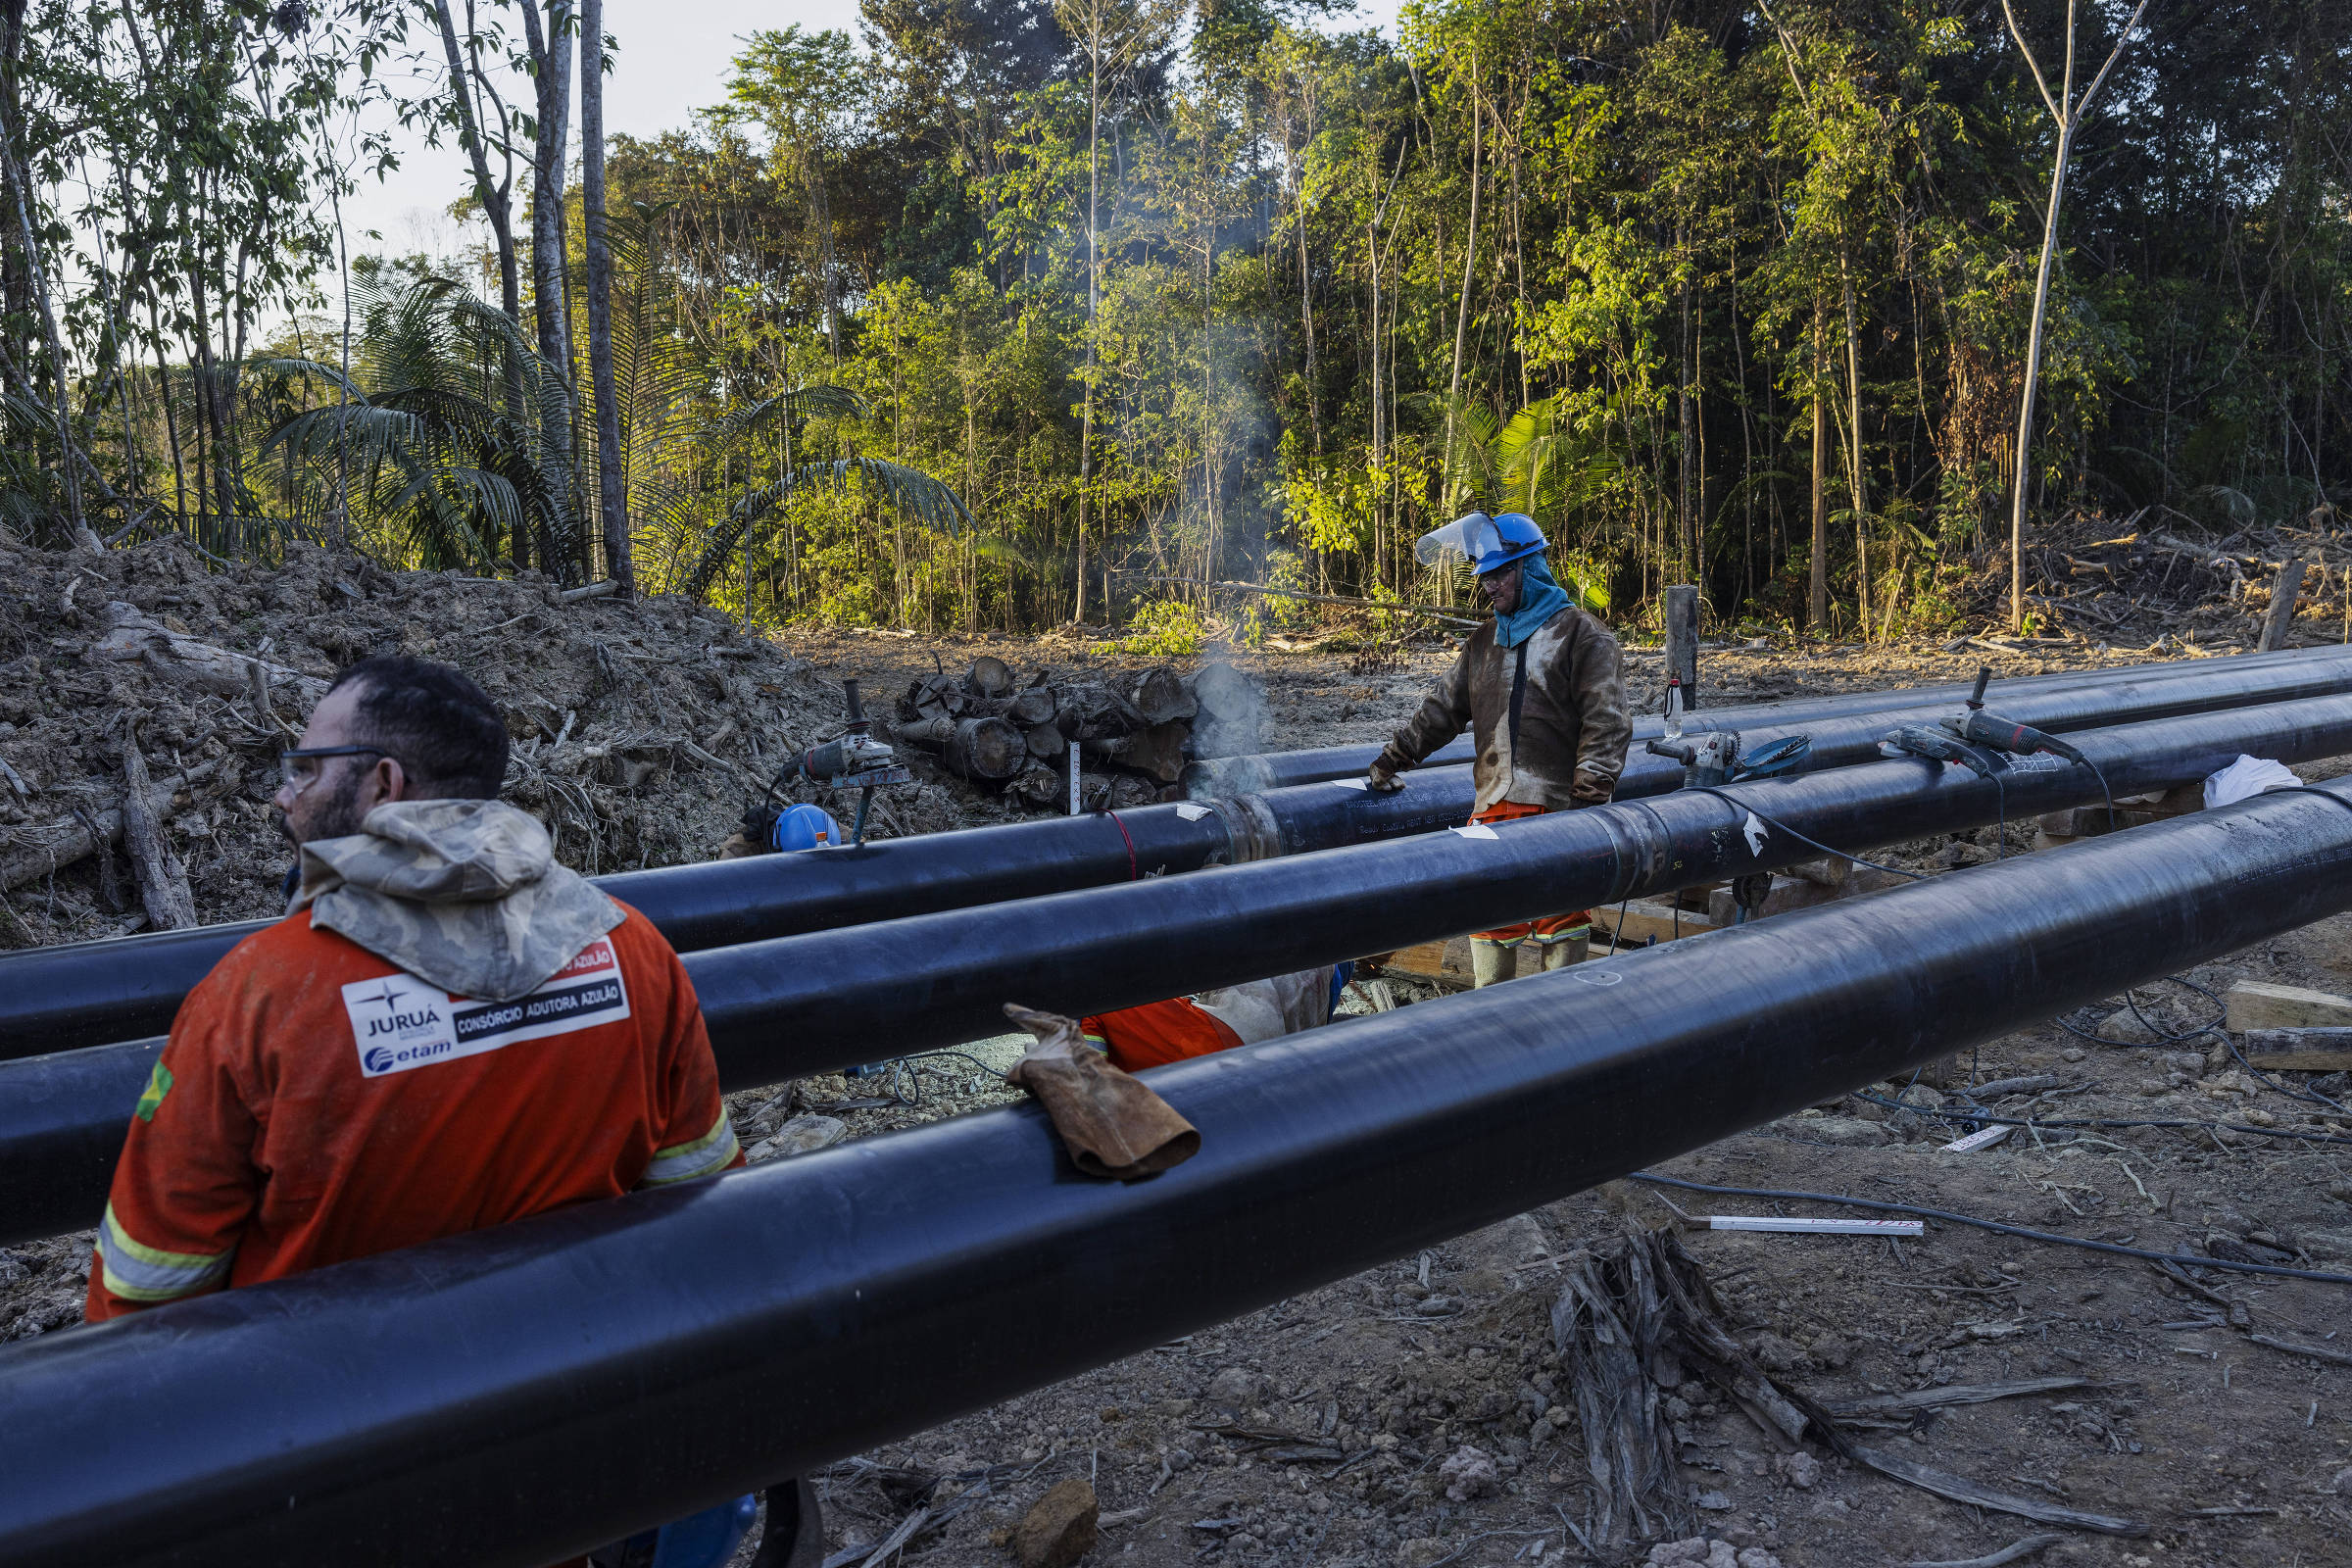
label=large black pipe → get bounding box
[1183,643,2352,794]
[6,775,2350,1568]
[1214,653,2352,859]
[0,801,1235,1061]
[10,692,2349,1248]
[9,648,2350,1062]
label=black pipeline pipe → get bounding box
[9,647,2350,1062]
[1182,643,2352,795]
[10,693,2349,1248]
[6,778,2351,1568]
[1217,652,2352,860]
[0,802,1236,1061]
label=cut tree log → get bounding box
[1011,765,1065,810]
[94,602,327,706]
[940,716,1027,783]
[2224,980,2352,1032]
[1023,722,1067,762]
[1054,682,1144,740]
[1006,687,1056,726]
[0,760,222,892]
[966,656,1014,698]
[118,725,198,930]
[1081,721,1190,784]
[1119,666,1197,725]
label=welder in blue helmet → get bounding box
[1368,512,1631,986]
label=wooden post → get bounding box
[1665,584,1699,710]
[2258,555,2306,653]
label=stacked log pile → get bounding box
[893,659,1202,811]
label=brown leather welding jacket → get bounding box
[1376,605,1632,814]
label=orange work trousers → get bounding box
[1469,799,1593,947]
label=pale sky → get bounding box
[338,0,1404,276]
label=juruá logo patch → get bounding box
[341,939,631,1079]
[135,1061,173,1122]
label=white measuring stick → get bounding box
[1707,1216,1923,1237]
[1941,1125,2013,1153]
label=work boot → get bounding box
[1539,932,1591,971]
[1471,939,1517,989]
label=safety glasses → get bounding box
[278,745,393,792]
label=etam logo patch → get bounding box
[342,939,630,1079]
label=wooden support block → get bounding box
[2240,1027,2352,1072]
[1375,937,1475,981]
[2225,980,2352,1033]
[1591,900,1720,947]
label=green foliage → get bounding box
[5,0,2346,645]
[1117,597,1206,656]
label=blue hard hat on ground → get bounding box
[1413,511,1547,575]
[768,803,841,852]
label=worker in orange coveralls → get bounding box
[1365,512,1631,986]
[85,655,777,1568]
[1081,963,1349,1070]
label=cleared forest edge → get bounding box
[9,529,2287,956]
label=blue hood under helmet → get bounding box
[1414,511,1567,647]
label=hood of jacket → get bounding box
[294,798,622,1003]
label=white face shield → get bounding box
[1413,512,1505,569]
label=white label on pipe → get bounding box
[1941,1124,2013,1153]
[1452,824,1499,840]
[1332,778,1367,792]
[1706,1216,1924,1236]
[1742,811,1768,856]
[1173,803,1211,821]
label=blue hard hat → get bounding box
[1413,511,1547,575]
[768,803,841,852]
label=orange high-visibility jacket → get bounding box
[1080,998,1243,1072]
[87,905,739,1320]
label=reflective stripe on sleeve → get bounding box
[641,1111,740,1187]
[96,1202,232,1303]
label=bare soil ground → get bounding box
[4,544,2350,1567]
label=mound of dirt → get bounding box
[0,538,1008,949]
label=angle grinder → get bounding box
[743,678,911,850]
[1938,666,2088,763]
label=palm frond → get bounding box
[681,457,974,601]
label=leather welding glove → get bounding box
[1004,1004,1200,1180]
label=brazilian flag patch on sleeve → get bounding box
[134,1061,173,1123]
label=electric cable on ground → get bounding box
[1846,1088,2352,1147]
[1628,1173,2352,1286]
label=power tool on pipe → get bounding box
[1643,728,1813,789]
[743,678,910,850]
[1879,664,2102,779]
[1939,665,2089,764]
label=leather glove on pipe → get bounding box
[1003,1004,1200,1181]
